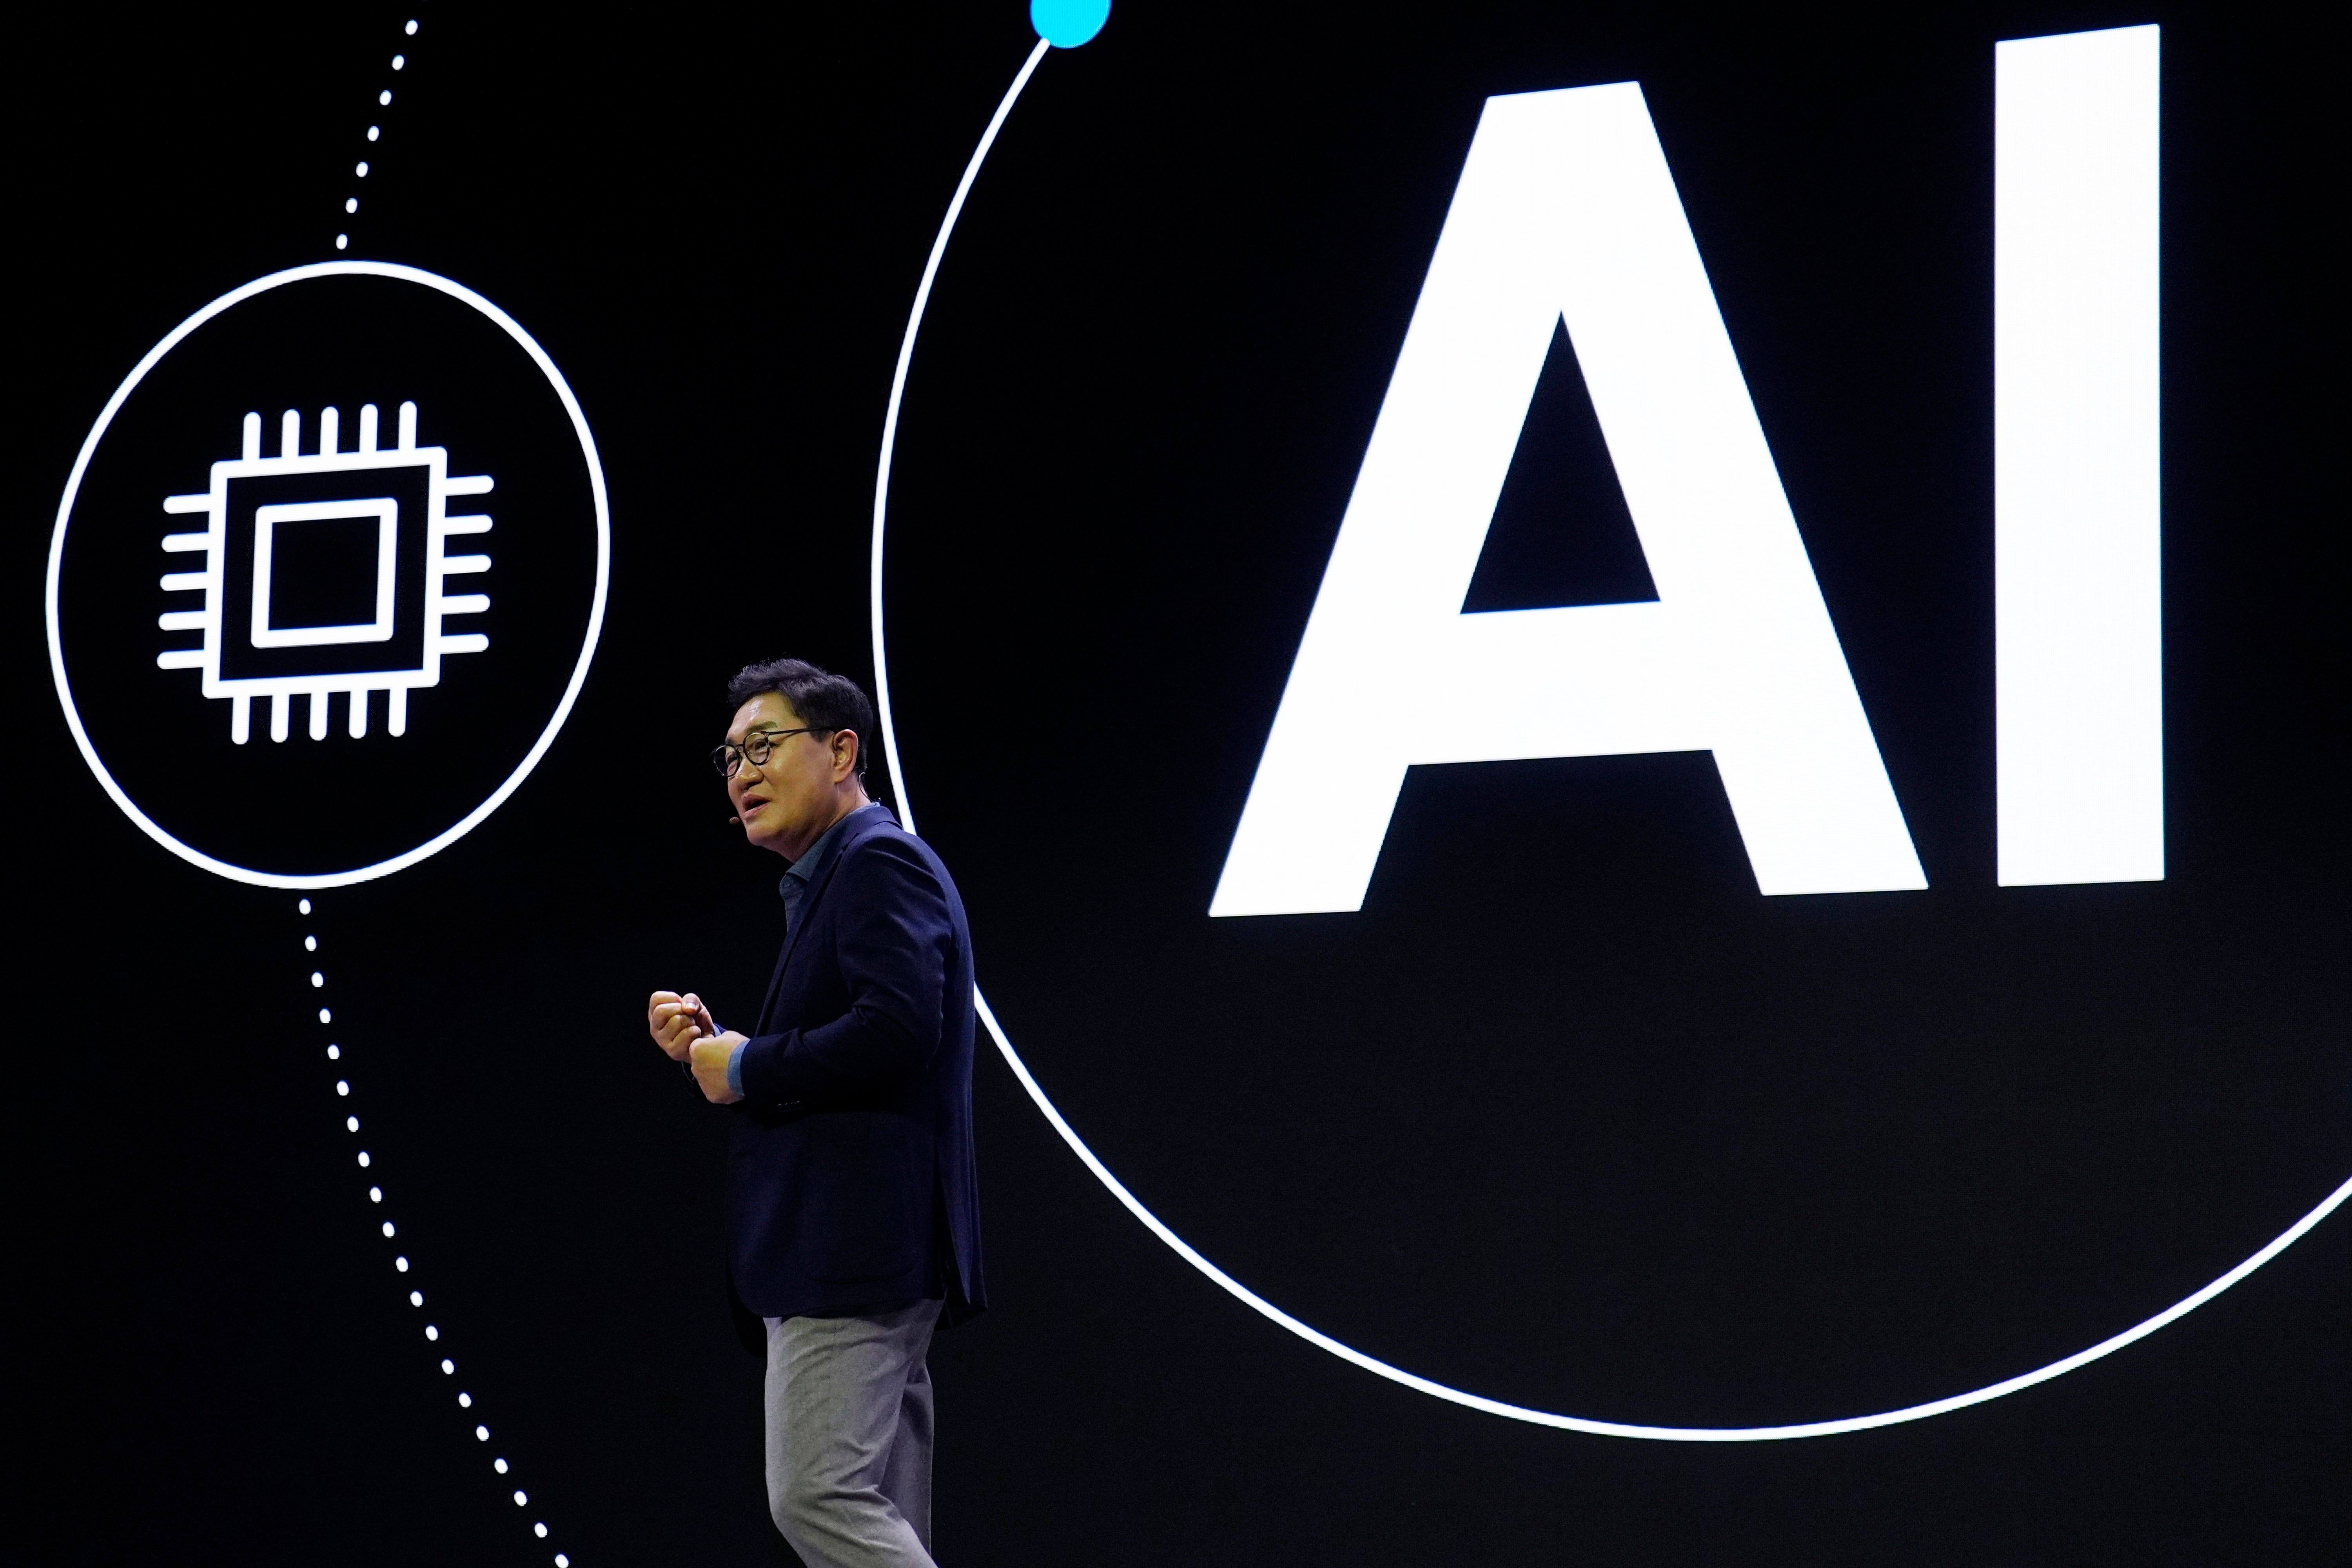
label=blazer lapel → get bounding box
[753,807,894,1032]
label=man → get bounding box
[648,657,983,1568]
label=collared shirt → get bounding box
[726,800,888,1098]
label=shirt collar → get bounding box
[780,800,886,896]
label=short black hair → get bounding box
[725,657,878,780]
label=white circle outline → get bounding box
[869,40,2352,1440]
[45,260,613,891]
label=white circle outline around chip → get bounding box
[869,41,2352,1443]
[45,260,612,890]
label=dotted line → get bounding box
[335,15,423,254]
[300,897,573,1566]
[291,13,574,1555]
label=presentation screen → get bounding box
[23,2,2347,1563]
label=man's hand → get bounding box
[648,990,717,1062]
[690,1031,748,1104]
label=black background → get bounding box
[11,2,2347,1564]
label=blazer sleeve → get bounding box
[735,834,953,1107]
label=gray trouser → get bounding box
[764,1300,942,1568]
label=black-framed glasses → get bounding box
[711,727,824,777]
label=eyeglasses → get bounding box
[711,727,824,777]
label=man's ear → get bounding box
[835,728,861,783]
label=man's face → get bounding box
[725,693,846,857]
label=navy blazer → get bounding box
[727,806,985,1327]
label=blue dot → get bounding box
[1031,0,1109,48]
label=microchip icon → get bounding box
[157,401,492,742]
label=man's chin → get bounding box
[741,819,791,855]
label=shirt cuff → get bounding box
[725,1039,747,1100]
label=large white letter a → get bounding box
[1211,82,1924,916]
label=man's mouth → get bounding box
[739,795,770,819]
